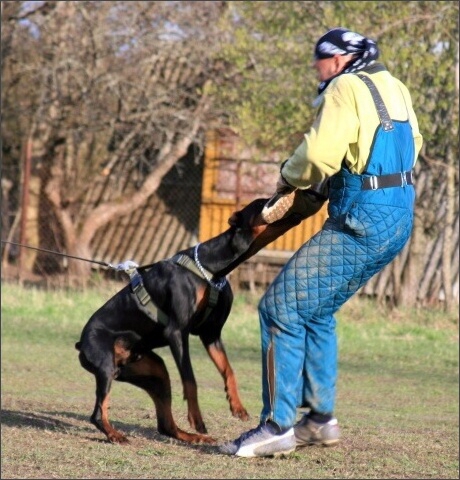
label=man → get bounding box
[219,27,423,458]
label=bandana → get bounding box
[315,27,380,95]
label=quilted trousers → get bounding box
[258,185,415,429]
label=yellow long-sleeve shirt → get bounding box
[281,69,423,188]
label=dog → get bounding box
[75,188,326,445]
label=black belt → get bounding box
[362,171,414,190]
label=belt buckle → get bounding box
[369,176,378,190]
[401,172,407,187]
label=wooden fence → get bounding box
[198,129,328,290]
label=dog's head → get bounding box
[227,198,267,230]
[226,189,326,262]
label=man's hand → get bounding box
[276,174,296,195]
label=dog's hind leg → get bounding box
[91,370,130,444]
[119,351,216,444]
[202,338,250,421]
[79,333,141,444]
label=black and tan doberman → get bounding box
[75,189,325,445]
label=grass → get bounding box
[1,281,458,479]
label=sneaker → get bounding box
[219,421,296,458]
[294,415,340,447]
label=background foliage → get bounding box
[1,1,458,306]
[217,1,458,154]
[216,3,458,308]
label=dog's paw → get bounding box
[188,414,207,434]
[189,433,217,444]
[198,435,218,444]
[195,422,208,434]
[108,431,130,444]
[175,428,217,444]
[231,405,250,421]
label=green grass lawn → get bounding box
[1,281,458,479]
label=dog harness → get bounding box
[129,244,226,328]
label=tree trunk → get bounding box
[442,143,456,311]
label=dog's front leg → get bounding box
[167,329,207,434]
[202,337,250,421]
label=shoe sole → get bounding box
[236,447,296,458]
[270,447,296,458]
[296,438,340,448]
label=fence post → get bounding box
[18,137,32,283]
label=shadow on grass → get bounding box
[0,408,222,454]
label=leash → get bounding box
[2,239,223,329]
[0,240,138,273]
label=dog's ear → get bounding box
[228,211,239,227]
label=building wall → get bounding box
[199,129,328,252]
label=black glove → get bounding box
[288,181,329,219]
[307,179,330,202]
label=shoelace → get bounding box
[234,422,282,445]
[235,424,269,444]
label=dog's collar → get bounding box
[193,244,228,290]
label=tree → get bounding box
[2,1,229,282]
[2,1,458,304]
[216,1,459,306]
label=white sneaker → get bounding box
[219,421,296,458]
[294,415,340,447]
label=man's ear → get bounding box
[333,54,343,73]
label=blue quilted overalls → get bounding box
[258,75,416,428]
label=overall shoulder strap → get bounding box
[356,74,394,132]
